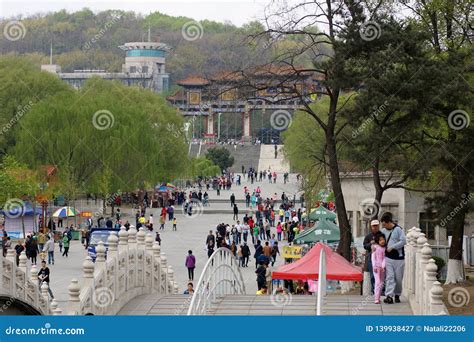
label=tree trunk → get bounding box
[102,197,106,216]
[445,166,468,284]
[326,123,351,260]
[372,159,384,219]
[21,215,25,239]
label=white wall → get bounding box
[340,175,426,238]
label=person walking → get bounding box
[3,237,11,257]
[155,232,161,246]
[254,240,263,269]
[61,234,70,257]
[372,233,386,304]
[28,237,39,265]
[363,220,381,294]
[381,212,406,304]
[172,217,177,231]
[271,242,280,266]
[38,260,54,299]
[37,231,46,252]
[43,236,55,265]
[167,205,174,221]
[14,240,24,266]
[255,261,266,290]
[233,204,239,221]
[148,214,154,231]
[264,219,271,240]
[263,241,272,258]
[185,250,196,281]
[242,222,250,243]
[230,193,236,208]
[276,222,282,241]
[159,215,165,230]
[241,242,250,267]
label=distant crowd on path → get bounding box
[363,212,407,305]
[0,226,72,301]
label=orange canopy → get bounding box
[272,242,363,281]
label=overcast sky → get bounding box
[0,0,268,26]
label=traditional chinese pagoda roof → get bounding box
[210,64,315,82]
[177,75,210,86]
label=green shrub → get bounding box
[431,256,446,279]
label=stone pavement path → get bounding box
[119,294,413,315]
[42,173,302,309]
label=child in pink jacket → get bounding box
[371,233,386,304]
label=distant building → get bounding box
[41,39,170,93]
[167,65,324,143]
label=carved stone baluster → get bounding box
[67,278,81,315]
[420,243,432,314]
[40,282,50,313]
[429,281,447,315]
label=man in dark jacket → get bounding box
[255,262,266,290]
[230,193,236,208]
[254,240,263,269]
[363,219,381,294]
[241,243,250,267]
[233,204,239,221]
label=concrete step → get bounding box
[258,145,290,173]
[124,293,413,316]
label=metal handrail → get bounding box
[316,247,326,315]
[187,247,246,315]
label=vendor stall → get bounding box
[302,204,337,222]
[294,220,340,244]
[272,242,363,281]
[0,202,42,238]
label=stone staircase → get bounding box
[127,294,412,316]
[189,144,261,173]
[258,145,290,173]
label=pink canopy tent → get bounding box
[272,242,363,281]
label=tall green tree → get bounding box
[341,18,440,221]
[205,147,234,171]
[0,56,69,156]
[403,0,473,283]
[13,76,188,198]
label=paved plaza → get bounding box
[47,174,301,306]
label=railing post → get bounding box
[2,249,15,296]
[403,228,414,296]
[424,259,438,315]
[161,253,168,294]
[82,256,95,289]
[67,278,81,315]
[415,232,427,313]
[409,228,420,296]
[29,264,39,308]
[127,227,138,290]
[429,281,447,315]
[107,233,119,304]
[40,282,50,313]
[420,243,432,314]
[167,265,175,293]
[152,242,161,292]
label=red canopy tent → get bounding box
[272,242,363,281]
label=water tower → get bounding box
[119,38,171,92]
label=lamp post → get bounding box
[217,112,223,142]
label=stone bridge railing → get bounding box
[404,227,448,315]
[67,226,178,315]
[1,249,61,315]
